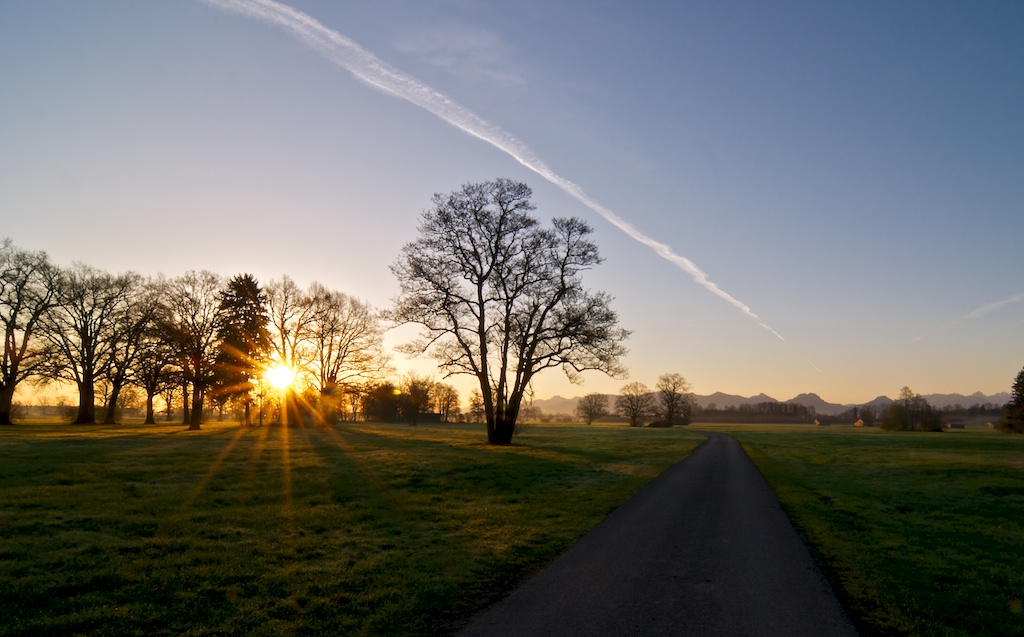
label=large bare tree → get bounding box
[0,239,60,424]
[38,264,137,424]
[390,178,629,445]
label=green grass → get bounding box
[706,424,1024,637]
[5,421,1023,636]
[0,421,703,637]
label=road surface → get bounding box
[458,432,859,637]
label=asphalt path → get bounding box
[458,432,859,637]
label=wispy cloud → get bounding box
[394,23,526,87]
[966,292,1024,320]
[200,0,784,341]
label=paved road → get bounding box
[459,432,859,637]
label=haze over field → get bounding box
[1,1,1022,404]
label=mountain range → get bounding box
[531,391,1010,417]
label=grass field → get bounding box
[3,421,1023,636]
[0,421,703,637]
[709,424,1024,637]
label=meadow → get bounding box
[711,424,1024,637]
[0,421,703,637]
[1,421,1022,636]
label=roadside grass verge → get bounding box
[707,424,1024,637]
[0,421,703,637]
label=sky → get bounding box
[1,1,1022,405]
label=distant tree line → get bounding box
[0,237,465,427]
[696,401,817,423]
[831,401,1002,426]
[568,373,699,428]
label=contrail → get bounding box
[200,0,784,340]
[966,292,1024,320]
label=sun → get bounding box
[265,364,297,390]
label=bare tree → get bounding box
[132,328,176,425]
[575,392,609,425]
[266,275,315,373]
[468,389,484,424]
[161,271,223,429]
[37,264,137,424]
[100,275,162,424]
[0,239,60,425]
[307,283,390,408]
[616,381,654,427]
[390,178,629,445]
[431,382,460,423]
[657,373,695,427]
[266,276,315,422]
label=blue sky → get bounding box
[1,1,1022,404]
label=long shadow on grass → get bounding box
[289,424,671,636]
[0,423,697,637]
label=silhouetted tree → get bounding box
[468,389,484,424]
[657,373,694,426]
[432,382,460,423]
[132,328,176,425]
[575,392,609,425]
[999,366,1024,434]
[38,264,137,424]
[399,373,433,425]
[390,178,628,445]
[882,386,941,431]
[266,275,316,423]
[161,271,223,429]
[307,282,390,420]
[0,239,60,425]
[266,275,313,372]
[213,274,270,425]
[362,381,401,422]
[616,381,654,427]
[100,275,162,424]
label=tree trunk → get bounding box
[0,383,15,425]
[75,379,96,424]
[102,381,123,425]
[182,384,190,425]
[488,399,521,445]
[144,391,156,425]
[488,416,516,445]
[189,387,203,430]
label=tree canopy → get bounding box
[390,178,629,444]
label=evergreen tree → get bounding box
[213,274,270,425]
[999,366,1024,434]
